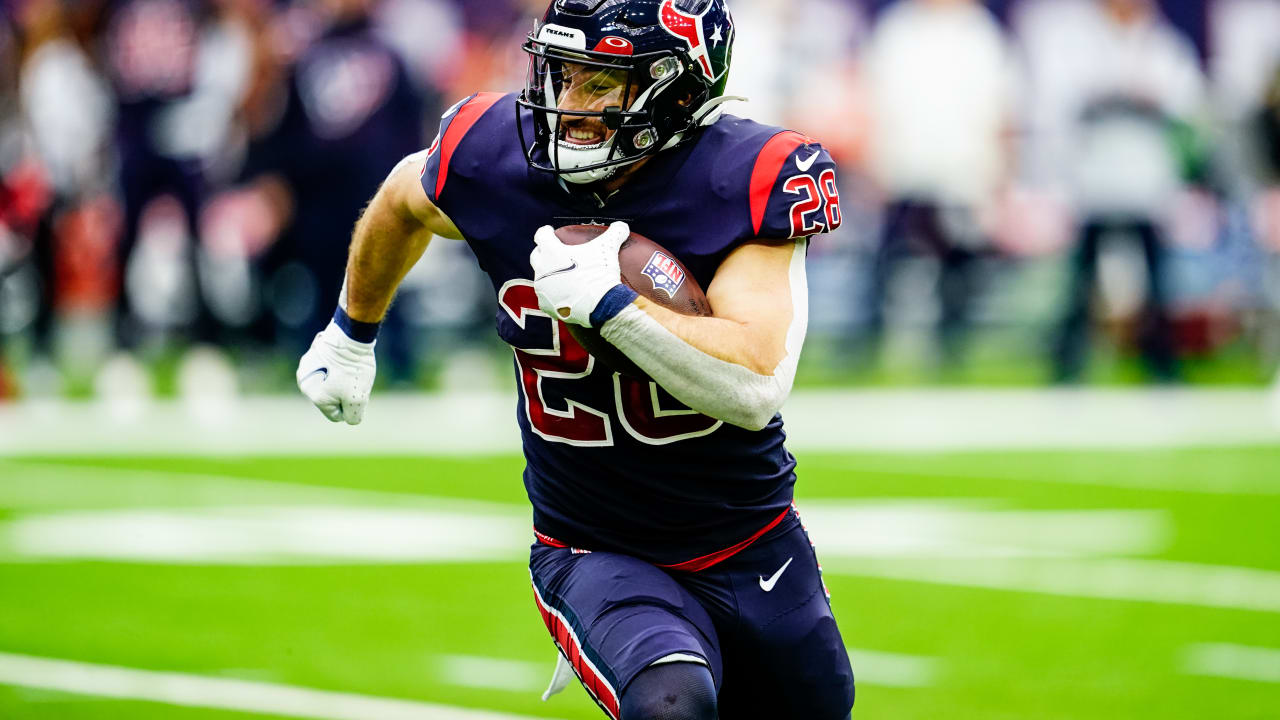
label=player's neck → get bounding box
[558,156,655,207]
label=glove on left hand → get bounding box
[296,320,376,425]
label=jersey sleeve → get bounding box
[420,92,506,210]
[747,131,843,241]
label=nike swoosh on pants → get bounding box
[758,556,794,592]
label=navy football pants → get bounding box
[529,510,856,719]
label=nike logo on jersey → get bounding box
[795,150,821,173]
[535,262,577,281]
[301,367,329,384]
[758,556,794,592]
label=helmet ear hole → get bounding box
[652,71,706,135]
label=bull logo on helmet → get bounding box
[658,0,717,81]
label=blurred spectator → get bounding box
[231,0,423,376]
[98,0,225,347]
[861,0,1018,367]
[1259,65,1280,186]
[1257,64,1280,347]
[728,0,868,154]
[2,0,1278,395]
[0,11,28,395]
[1210,0,1280,133]
[372,0,462,101]
[1019,0,1207,382]
[8,0,114,384]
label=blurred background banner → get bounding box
[0,1,1278,719]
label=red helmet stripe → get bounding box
[658,0,715,79]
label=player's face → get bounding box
[556,62,640,147]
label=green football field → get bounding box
[1,448,1278,719]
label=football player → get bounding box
[297,1,855,718]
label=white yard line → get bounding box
[1183,643,1280,684]
[0,651,566,720]
[450,649,943,693]
[437,655,547,692]
[845,648,938,688]
[825,557,1280,614]
[0,505,530,565]
[0,501,1163,566]
[0,388,1275,456]
[783,388,1280,451]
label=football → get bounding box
[555,224,711,378]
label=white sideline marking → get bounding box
[845,648,938,688]
[1183,643,1280,684]
[2,506,530,564]
[824,557,1280,614]
[0,501,1163,565]
[0,652,565,720]
[1,388,1275,455]
[800,502,1168,558]
[437,655,545,692]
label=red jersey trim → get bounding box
[657,506,790,572]
[531,581,620,719]
[435,92,504,199]
[533,505,791,573]
[534,528,567,548]
[748,131,811,237]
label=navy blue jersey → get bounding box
[422,93,841,568]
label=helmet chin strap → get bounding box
[556,138,626,184]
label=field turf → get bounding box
[1,448,1278,719]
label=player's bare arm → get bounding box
[636,239,800,375]
[344,152,462,323]
[607,238,805,430]
[295,152,460,424]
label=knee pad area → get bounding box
[619,662,717,720]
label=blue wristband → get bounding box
[333,306,380,344]
[589,284,639,327]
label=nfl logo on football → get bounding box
[642,251,686,298]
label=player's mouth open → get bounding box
[561,125,607,147]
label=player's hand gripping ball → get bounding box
[530,221,631,328]
[540,223,711,378]
[296,321,376,425]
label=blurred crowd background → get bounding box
[1,0,1279,400]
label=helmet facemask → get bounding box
[518,23,702,184]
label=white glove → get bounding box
[530,221,628,328]
[296,320,376,425]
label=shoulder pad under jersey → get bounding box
[420,92,507,207]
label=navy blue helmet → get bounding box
[518,0,736,184]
